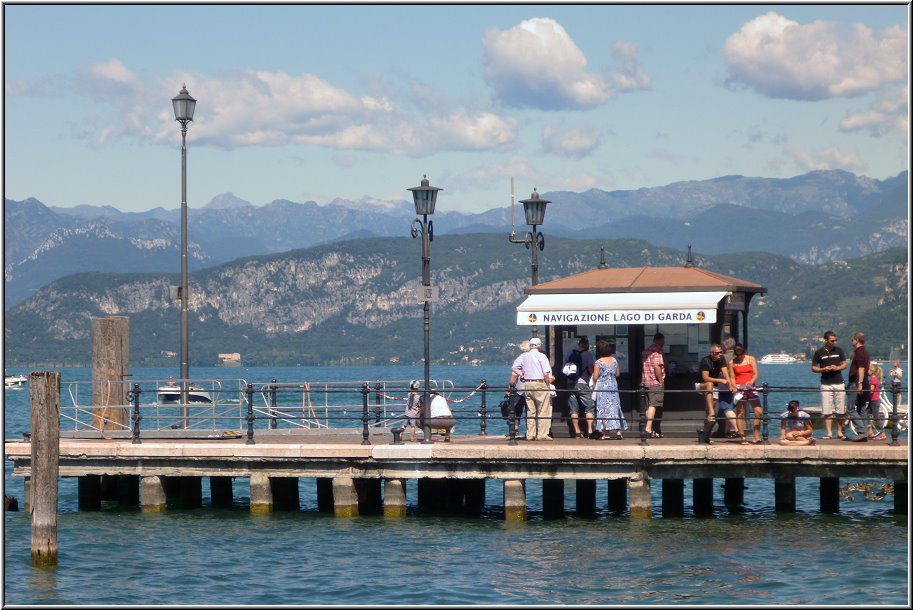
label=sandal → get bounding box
[821,435,832,440]
[837,434,847,440]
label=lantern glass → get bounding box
[408,176,442,216]
[520,190,549,226]
[172,86,197,122]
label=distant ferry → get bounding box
[4,374,27,389]
[760,353,798,364]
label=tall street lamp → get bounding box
[409,175,441,444]
[508,188,549,337]
[172,84,196,422]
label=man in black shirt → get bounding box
[699,344,735,444]
[811,330,848,439]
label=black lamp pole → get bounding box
[409,176,442,444]
[172,85,196,425]
[508,188,550,338]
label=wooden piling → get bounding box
[356,478,382,514]
[30,371,59,567]
[271,477,300,511]
[91,316,130,431]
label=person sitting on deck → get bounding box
[779,400,816,446]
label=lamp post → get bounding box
[409,175,441,444]
[172,84,196,423]
[508,188,549,337]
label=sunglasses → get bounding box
[711,351,722,355]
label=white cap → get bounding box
[529,337,542,347]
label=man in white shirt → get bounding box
[512,337,556,441]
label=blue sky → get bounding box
[2,3,909,214]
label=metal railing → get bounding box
[52,377,907,448]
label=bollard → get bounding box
[130,383,142,444]
[245,383,256,445]
[479,379,488,436]
[761,382,770,444]
[361,383,371,445]
[391,427,404,445]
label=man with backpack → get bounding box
[564,337,596,438]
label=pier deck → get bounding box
[5,432,907,481]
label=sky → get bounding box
[2,3,909,215]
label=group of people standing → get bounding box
[506,336,628,441]
[500,329,902,443]
[811,330,902,442]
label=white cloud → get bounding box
[71,67,520,156]
[787,145,867,173]
[541,125,601,157]
[840,85,908,136]
[723,12,907,100]
[483,18,650,110]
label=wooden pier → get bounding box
[5,431,907,519]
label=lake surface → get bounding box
[2,363,908,605]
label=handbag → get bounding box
[498,395,512,419]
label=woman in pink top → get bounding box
[730,343,761,444]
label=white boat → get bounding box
[4,374,27,389]
[760,353,798,364]
[156,382,212,404]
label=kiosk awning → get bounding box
[516,291,728,326]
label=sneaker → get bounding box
[851,435,868,442]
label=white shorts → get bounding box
[820,383,846,416]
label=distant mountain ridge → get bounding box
[3,235,906,367]
[4,169,907,309]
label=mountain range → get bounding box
[2,233,907,368]
[4,169,907,310]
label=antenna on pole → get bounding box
[509,176,516,238]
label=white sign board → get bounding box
[416,285,439,302]
[517,308,717,326]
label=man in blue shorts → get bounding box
[564,337,596,438]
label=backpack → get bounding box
[562,349,584,385]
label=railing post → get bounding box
[761,382,770,444]
[639,384,648,446]
[890,383,900,446]
[245,383,255,445]
[374,380,383,427]
[130,383,142,444]
[507,385,518,446]
[479,379,488,436]
[269,379,278,430]
[361,383,371,445]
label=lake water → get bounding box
[2,363,908,605]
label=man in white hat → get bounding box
[512,336,556,440]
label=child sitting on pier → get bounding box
[780,400,816,446]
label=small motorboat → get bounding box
[156,380,213,404]
[4,374,27,389]
[760,353,798,364]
